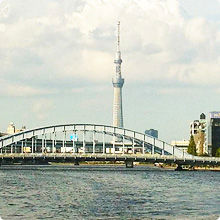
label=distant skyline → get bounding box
[1,0,220,142]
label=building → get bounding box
[145,129,158,138]
[7,122,26,135]
[7,122,16,134]
[112,21,124,128]
[171,140,189,153]
[0,132,7,137]
[208,111,220,156]
[16,126,26,133]
[190,113,207,155]
[189,112,220,156]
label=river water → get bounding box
[0,165,219,220]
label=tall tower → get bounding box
[112,21,124,128]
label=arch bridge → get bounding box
[0,124,219,167]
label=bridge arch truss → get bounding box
[0,124,191,159]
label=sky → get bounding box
[1,0,220,142]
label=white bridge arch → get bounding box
[0,124,192,159]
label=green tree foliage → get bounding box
[188,135,197,156]
[215,148,220,157]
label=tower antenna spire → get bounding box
[117,21,120,51]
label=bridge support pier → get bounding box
[74,160,79,166]
[125,161,134,168]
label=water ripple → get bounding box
[0,165,219,219]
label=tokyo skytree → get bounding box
[112,21,124,128]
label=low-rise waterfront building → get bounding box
[7,122,16,134]
[171,140,189,153]
[0,132,7,137]
[7,123,26,135]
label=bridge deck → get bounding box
[1,153,220,166]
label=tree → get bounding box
[215,148,220,157]
[188,135,197,156]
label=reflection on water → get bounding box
[0,165,219,220]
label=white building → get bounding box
[171,140,189,153]
[7,122,26,135]
[7,122,16,134]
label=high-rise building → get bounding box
[208,111,220,156]
[190,112,220,156]
[145,129,158,138]
[112,21,124,128]
[190,113,207,155]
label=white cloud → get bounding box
[32,98,54,121]
[0,79,56,97]
[158,87,188,95]
[0,3,9,18]
[184,17,218,45]
[0,0,220,98]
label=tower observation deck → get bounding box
[112,21,124,128]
